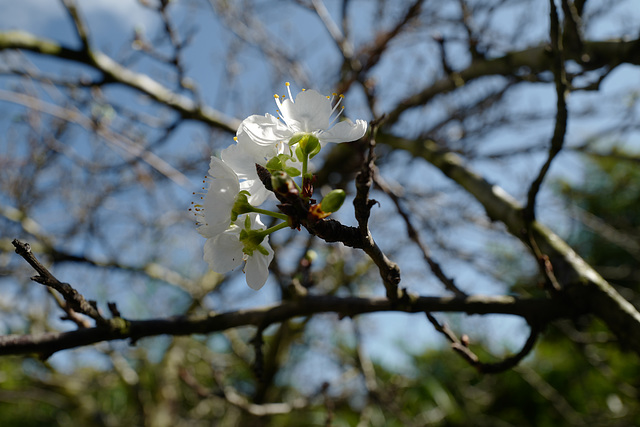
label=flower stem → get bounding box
[301,153,309,177]
[262,221,290,235]
[252,207,289,221]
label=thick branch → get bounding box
[0,30,240,132]
[0,294,563,357]
[379,134,640,355]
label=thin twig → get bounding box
[374,173,467,297]
[12,239,106,325]
[523,0,569,221]
[0,89,191,188]
[311,0,353,59]
[426,312,541,373]
[353,121,402,300]
[61,0,90,49]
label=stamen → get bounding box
[330,94,343,115]
[285,82,293,100]
[273,93,283,110]
[329,106,345,127]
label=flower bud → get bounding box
[271,171,299,197]
[304,249,318,262]
[319,189,346,213]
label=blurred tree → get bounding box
[1,0,640,425]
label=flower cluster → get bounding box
[192,83,367,290]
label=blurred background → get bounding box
[1,0,640,425]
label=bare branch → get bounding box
[2,243,562,358]
[523,0,569,221]
[374,173,467,297]
[0,293,560,357]
[426,312,540,373]
[353,123,401,300]
[11,239,105,326]
[0,30,240,132]
[382,38,640,128]
[379,133,640,355]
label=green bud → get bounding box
[304,249,318,262]
[319,189,346,213]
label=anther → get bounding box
[285,82,293,100]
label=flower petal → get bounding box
[221,136,275,206]
[319,119,368,144]
[241,113,291,146]
[244,240,274,290]
[197,156,239,238]
[280,90,332,133]
[203,227,244,273]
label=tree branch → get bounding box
[374,173,467,297]
[426,312,540,373]
[0,30,240,132]
[11,239,105,326]
[523,0,569,221]
[382,38,640,128]
[353,125,402,300]
[0,293,563,357]
[379,133,640,355]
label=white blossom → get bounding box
[241,83,367,148]
[194,156,239,239]
[203,213,274,290]
[221,131,279,206]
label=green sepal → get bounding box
[230,191,254,221]
[294,134,321,162]
[266,154,301,177]
[239,221,266,257]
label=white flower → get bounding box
[194,156,239,239]
[221,131,279,206]
[241,83,367,148]
[203,213,274,290]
